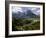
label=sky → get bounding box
[12,6,40,15]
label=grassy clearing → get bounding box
[12,18,40,31]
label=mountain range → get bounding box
[12,10,40,18]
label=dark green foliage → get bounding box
[24,20,33,24]
[32,21,40,30]
[12,17,40,31]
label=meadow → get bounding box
[12,18,40,31]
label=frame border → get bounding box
[5,1,45,37]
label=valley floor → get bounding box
[12,18,40,31]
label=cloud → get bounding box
[30,8,40,15]
[30,8,36,10]
[12,7,40,15]
[12,7,23,13]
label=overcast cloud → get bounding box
[12,7,40,15]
